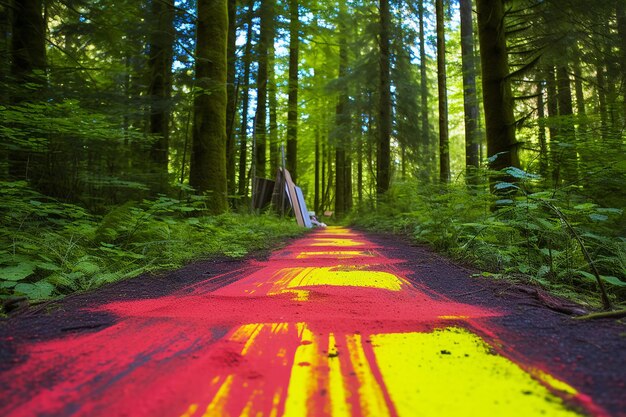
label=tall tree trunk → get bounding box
[572,52,587,141]
[436,0,450,183]
[254,0,274,179]
[418,0,431,181]
[476,0,519,174]
[345,151,352,211]
[596,62,608,140]
[460,0,480,176]
[556,64,577,184]
[0,1,12,179]
[0,1,10,102]
[321,140,326,210]
[617,2,626,121]
[268,45,279,175]
[237,0,254,197]
[314,128,320,213]
[377,0,392,196]
[189,0,228,213]
[9,0,46,181]
[545,66,560,185]
[604,54,620,137]
[357,133,363,205]
[147,0,175,193]
[334,10,350,217]
[286,0,299,181]
[572,54,586,117]
[226,0,237,196]
[536,77,548,178]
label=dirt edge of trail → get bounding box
[364,231,626,417]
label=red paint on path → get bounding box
[0,228,611,416]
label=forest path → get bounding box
[0,227,624,417]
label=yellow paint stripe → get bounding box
[283,324,317,417]
[345,333,392,417]
[179,403,198,417]
[531,369,578,396]
[370,328,583,417]
[296,251,372,259]
[275,267,404,291]
[328,333,351,417]
[311,238,364,247]
[229,323,265,356]
[202,375,234,417]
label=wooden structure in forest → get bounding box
[253,168,311,228]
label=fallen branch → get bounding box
[573,309,626,320]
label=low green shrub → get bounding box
[0,181,304,304]
[352,169,625,308]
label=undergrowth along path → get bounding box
[0,227,624,416]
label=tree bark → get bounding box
[556,64,577,183]
[268,45,279,175]
[460,0,480,175]
[536,76,548,178]
[0,1,12,179]
[189,0,228,213]
[436,0,450,183]
[147,0,175,193]
[475,0,519,173]
[418,0,431,181]
[545,66,562,185]
[595,61,608,140]
[334,36,348,217]
[226,0,237,196]
[286,0,299,181]
[254,0,274,179]
[314,128,320,213]
[9,0,46,181]
[617,2,626,120]
[377,0,392,196]
[237,0,254,197]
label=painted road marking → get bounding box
[271,266,405,291]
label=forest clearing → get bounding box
[1,0,625,415]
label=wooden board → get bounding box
[295,186,312,228]
[282,168,305,227]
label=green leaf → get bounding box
[36,261,61,271]
[536,265,550,278]
[74,261,100,274]
[596,207,623,215]
[600,275,626,287]
[495,199,514,205]
[0,264,36,281]
[503,167,541,180]
[494,182,519,191]
[576,270,622,287]
[589,213,608,222]
[14,281,55,299]
[487,152,508,163]
[573,203,596,211]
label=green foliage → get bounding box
[0,182,303,307]
[353,170,625,308]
